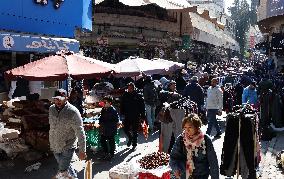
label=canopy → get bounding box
[114,57,169,77]
[151,58,184,72]
[5,52,113,81]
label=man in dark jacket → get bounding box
[234,82,244,106]
[143,76,158,132]
[175,72,187,94]
[183,76,204,112]
[120,82,145,150]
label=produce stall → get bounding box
[1,98,51,153]
[109,152,171,179]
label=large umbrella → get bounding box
[5,52,113,81]
[151,58,184,72]
[114,57,169,77]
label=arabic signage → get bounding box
[0,32,79,53]
[267,0,284,18]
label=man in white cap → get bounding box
[49,89,86,178]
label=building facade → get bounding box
[78,0,238,65]
[78,0,188,63]
[187,0,224,18]
[186,0,236,41]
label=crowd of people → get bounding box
[47,51,284,178]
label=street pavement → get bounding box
[259,132,284,179]
[1,112,284,179]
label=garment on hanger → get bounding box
[271,92,284,128]
[220,107,258,179]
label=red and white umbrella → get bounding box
[5,52,113,81]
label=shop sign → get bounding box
[97,37,109,46]
[0,32,79,53]
[271,33,284,50]
[26,40,69,51]
[145,38,167,44]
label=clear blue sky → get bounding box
[225,0,252,14]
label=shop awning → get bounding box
[189,12,239,51]
[0,31,79,53]
[95,0,191,9]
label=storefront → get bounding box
[176,10,239,63]
[0,0,92,102]
[271,33,284,57]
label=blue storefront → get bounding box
[0,0,92,96]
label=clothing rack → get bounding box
[169,96,198,115]
[220,104,258,179]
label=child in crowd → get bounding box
[98,96,120,160]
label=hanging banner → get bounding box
[182,35,191,49]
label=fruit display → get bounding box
[138,152,170,170]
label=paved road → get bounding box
[1,113,283,179]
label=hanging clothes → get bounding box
[220,109,258,179]
[259,90,273,140]
[161,108,185,153]
[271,92,284,128]
[223,87,234,113]
[160,97,197,153]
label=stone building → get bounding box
[77,0,239,64]
[77,0,188,63]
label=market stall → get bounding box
[109,152,171,179]
[0,51,115,159]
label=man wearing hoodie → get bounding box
[205,78,223,138]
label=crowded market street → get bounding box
[1,0,284,179]
[1,113,284,178]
